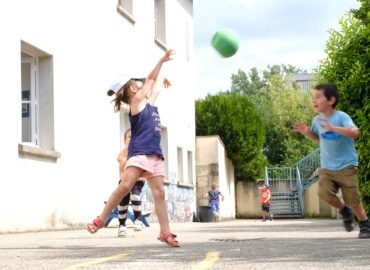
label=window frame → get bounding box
[117,0,135,24]
[19,41,60,161]
[154,0,167,49]
[21,57,38,145]
[177,147,184,184]
[187,150,193,184]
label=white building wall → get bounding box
[0,0,195,232]
[216,139,236,219]
[195,136,236,220]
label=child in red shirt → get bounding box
[259,184,272,222]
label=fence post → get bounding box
[296,165,304,215]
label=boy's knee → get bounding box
[318,188,332,204]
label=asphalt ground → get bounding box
[0,219,369,270]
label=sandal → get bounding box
[157,231,180,247]
[87,216,104,234]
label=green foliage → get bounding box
[230,67,317,166]
[318,5,370,213]
[195,93,266,181]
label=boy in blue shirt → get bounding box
[294,83,370,239]
[206,183,224,221]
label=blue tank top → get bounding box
[128,103,163,160]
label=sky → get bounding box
[193,0,361,98]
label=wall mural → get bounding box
[140,182,195,223]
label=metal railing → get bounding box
[264,148,320,217]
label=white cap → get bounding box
[107,75,147,96]
[107,75,131,96]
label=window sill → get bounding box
[18,143,61,161]
[117,5,136,24]
[177,182,194,188]
[154,38,167,51]
[163,181,194,188]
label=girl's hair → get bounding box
[111,78,146,112]
[112,81,133,112]
[314,83,339,108]
[124,128,131,140]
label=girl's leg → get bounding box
[146,176,170,233]
[100,168,142,221]
[92,167,143,226]
[147,176,179,247]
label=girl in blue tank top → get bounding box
[87,50,179,247]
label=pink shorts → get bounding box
[125,155,165,180]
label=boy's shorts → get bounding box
[318,165,361,207]
[262,203,270,212]
[125,155,165,180]
[210,201,219,212]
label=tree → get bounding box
[230,66,316,166]
[318,1,370,212]
[195,93,266,181]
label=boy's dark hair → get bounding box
[314,83,339,108]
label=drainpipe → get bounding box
[264,167,269,185]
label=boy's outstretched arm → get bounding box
[293,122,319,143]
[319,118,360,138]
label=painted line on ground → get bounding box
[59,252,130,270]
[191,251,220,270]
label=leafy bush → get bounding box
[231,68,317,166]
[195,93,266,181]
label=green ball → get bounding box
[211,29,240,58]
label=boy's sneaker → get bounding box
[133,219,144,231]
[358,219,370,239]
[262,218,266,222]
[339,206,355,232]
[118,225,127,237]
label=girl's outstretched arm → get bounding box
[134,50,175,103]
[148,77,171,105]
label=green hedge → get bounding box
[318,6,370,213]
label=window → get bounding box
[154,0,166,48]
[187,150,193,184]
[19,41,59,160]
[177,147,183,183]
[21,57,36,143]
[117,0,135,24]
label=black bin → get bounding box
[199,206,215,222]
